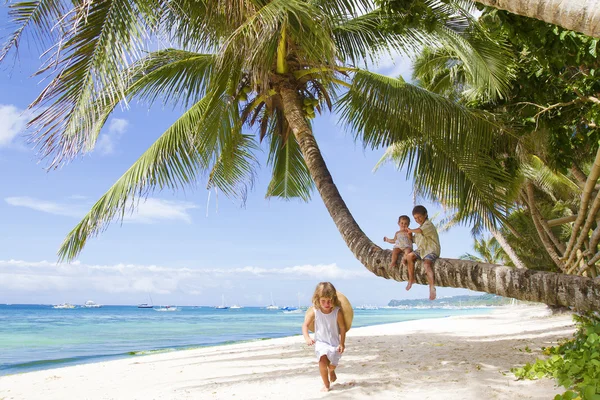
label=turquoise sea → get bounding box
[0,304,493,376]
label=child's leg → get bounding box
[328,363,337,383]
[405,253,416,290]
[424,259,436,300]
[390,248,402,268]
[401,248,412,265]
[318,355,330,391]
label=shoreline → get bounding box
[0,305,493,376]
[0,305,575,399]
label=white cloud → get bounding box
[0,104,31,148]
[96,118,129,155]
[4,196,197,224]
[0,260,368,295]
[109,118,129,134]
[4,196,85,218]
[125,198,197,224]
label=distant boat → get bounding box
[265,292,279,310]
[82,300,102,308]
[154,305,178,312]
[281,293,302,313]
[282,308,302,314]
[215,294,229,310]
[355,304,378,310]
[53,303,75,309]
[230,304,243,309]
[138,295,154,309]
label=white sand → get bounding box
[0,305,575,400]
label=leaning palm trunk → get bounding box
[476,0,600,38]
[280,87,600,313]
[490,229,527,269]
[524,183,567,271]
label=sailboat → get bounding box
[265,292,279,310]
[137,295,154,309]
[215,294,229,310]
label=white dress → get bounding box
[314,307,342,366]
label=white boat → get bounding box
[265,292,279,310]
[53,303,75,309]
[215,294,229,310]
[82,300,102,308]
[230,304,243,309]
[154,305,178,312]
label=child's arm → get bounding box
[337,309,346,353]
[383,231,399,244]
[302,307,315,346]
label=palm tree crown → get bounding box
[2,0,512,260]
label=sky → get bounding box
[0,10,482,308]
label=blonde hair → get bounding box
[311,282,341,311]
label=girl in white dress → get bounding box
[302,282,347,392]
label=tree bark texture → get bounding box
[280,86,600,312]
[476,0,600,38]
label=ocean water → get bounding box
[0,304,492,376]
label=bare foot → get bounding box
[406,281,414,291]
[429,287,437,300]
[321,386,330,392]
[329,369,337,383]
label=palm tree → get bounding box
[460,235,507,265]
[2,0,599,311]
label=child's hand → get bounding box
[383,236,388,242]
[337,344,345,353]
[305,337,315,346]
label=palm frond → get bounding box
[218,0,335,87]
[0,0,65,62]
[311,0,373,19]
[427,23,514,101]
[265,123,313,200]
[522,155,581,200]
[339,70,500,150]
[58,91,258,261]
[29,0,163,166]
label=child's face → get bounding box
[398,219,409,230]
[319,297,333,311]
[413,213,426,225]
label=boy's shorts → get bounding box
[413,250,439,262]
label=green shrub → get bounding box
[512,313,600,400]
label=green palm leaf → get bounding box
[29,0,163,166]
[265,122,313,201]
[339,70,498,150]
[0,0,65,62]
[58,92,257,261]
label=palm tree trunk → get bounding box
[564,147,600,263]
[475,0,600,38]
[279,86,600,312]
[490,229,527,269]
[524,183,566,271]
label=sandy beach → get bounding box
[0,305,575,400]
